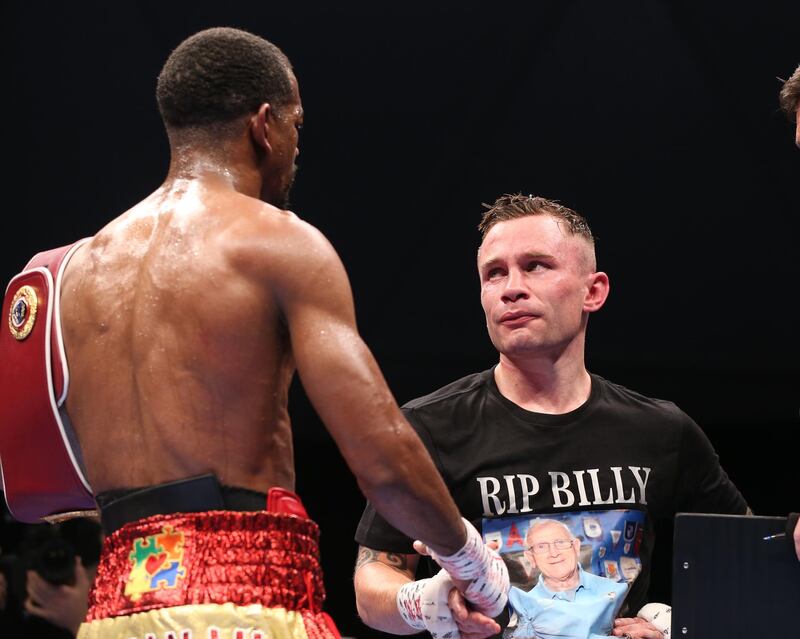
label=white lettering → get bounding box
[572,470,592,506]
[517,474,540,512]
[479,466,651,513]
[477,476,505,515]
[586,468,614,505]
[611,467,636,503]
[549,471,575,507]
[504,475,519,514]
[629,466,651,505]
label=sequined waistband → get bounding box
[87,510,325,621]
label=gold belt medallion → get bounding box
[8,285,39,341]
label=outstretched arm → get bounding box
[354,546,501,639]
[269,218,465,554]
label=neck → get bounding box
[165,130,262,198]
[543,568,580,592]
[494,349,591,414]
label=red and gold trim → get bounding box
[87,511,329,621]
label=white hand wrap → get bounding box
[637,602,671,637]
[397,570,460,639]
[425,518,509,617]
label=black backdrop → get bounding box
[5,2,799,637]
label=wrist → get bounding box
[426,518,509,617]
[396,579,428,630]
[398,571,461,639]
[435,518,484,579]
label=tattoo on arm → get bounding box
[355,546,411,575]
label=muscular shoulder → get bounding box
[223,197,337,278]
[212,198,353,314]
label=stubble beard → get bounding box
[279,164,298,209]
[265,163,298,209]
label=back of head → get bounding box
[156,27,293,131]
[779,64,800,119]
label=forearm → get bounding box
[354,558,418,634]
[296,327,465,555]
[351,428,465,556]
[281,254,465,553]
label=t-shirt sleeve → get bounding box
[675,411,748,514]
[354,406,438,552]
[355,500,416,553]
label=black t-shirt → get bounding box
[356,368,747,617]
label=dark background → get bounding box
[4,2,799,637]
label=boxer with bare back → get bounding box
[2,27,507,639]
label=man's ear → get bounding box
[249,102,273,153]
[583,271,610,313]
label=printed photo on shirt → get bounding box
[483,510,645,639]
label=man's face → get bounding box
[262,73,304,208]
[478,215,596,359]
[526,523,580,583]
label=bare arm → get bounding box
[269,219,465,554]
[354,546,502,638]
[354,547,420,634]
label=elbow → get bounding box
[353,567,415,635]
[355,593,376,630]
[353,575,384,631]
[353,566,378,629]
[354,470,398,506]
[350,434,425,501]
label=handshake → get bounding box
[396,518,509,639]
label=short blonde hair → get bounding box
[478,194,594,244]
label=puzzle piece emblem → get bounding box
[125,527,186,601]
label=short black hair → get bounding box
[156,27,294,128]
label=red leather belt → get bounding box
[0,238,96,522]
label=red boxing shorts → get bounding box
[77,510,341,639]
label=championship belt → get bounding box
[0,238,96,522]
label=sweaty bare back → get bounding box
[61,179,298,494]
[58,172,468,556]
